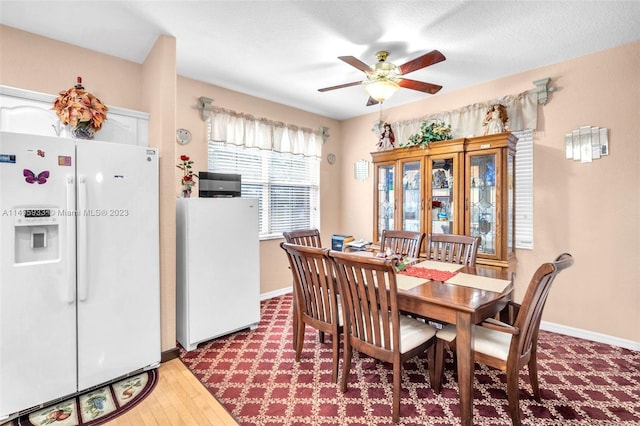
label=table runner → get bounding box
[395,259,463,290]
[412,260,464,272]
[399,266,458,282]
[397,260,509,293]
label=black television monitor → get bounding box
[198,172,241,198]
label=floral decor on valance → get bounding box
[207,105,322,158]
[384,89,538,145]
[402,120,452,149]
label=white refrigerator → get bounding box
[176,198,260,351]
[0,131,160,420]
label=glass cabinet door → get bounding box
[401,160,421,232]
[376,163,395,241]
[429,157,456,234]
[468,152,497,256]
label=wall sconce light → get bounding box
[354,159,369,180]
[565,126,609,163]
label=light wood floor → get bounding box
[108,358,238,426]
[1,359,236,426]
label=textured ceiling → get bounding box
[2,1,639,120]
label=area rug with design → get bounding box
[179,294,640,425]
[11,369,157,426]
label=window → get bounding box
[512,129,533,249]
[208,141,320,239]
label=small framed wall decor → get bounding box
[565,126,608,162]
[354,159,369,180]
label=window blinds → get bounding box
[208,141,320,238]
[512,129,533,249]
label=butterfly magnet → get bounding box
[23,169,50,184]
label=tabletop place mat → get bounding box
[399,266,458,282]
[445,272,511,292]
[395,274,429,291]
[412,260,465,272]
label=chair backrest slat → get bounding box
[283,228,322,248]
[425,233,481,266]
[380,230,425,258]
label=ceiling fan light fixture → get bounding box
[365,79,400,103]
[318,49,445,105]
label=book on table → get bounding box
[346,239,371,250]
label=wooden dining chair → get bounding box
[328,250,438,423]
[379,230,425,258]
[434,253,574,426]
[280,242,343,382]
[283,229,325,349]
[425,233,481,266]
[283,228,322,248]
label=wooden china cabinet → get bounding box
[371,132,517,271]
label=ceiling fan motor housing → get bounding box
[368,51,400,83]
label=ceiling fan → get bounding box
[318,50,446,106]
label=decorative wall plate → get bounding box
[176,128,191,145]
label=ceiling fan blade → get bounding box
[398,50,446,75]
[317,81,362,92]
[399,78,443,94]
[339,56,372,73]
[366,97,379,106]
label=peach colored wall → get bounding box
[340,41,640,343]
[175,76,342,295]
[0,26,143,111]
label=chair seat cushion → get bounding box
[399,315,437,354]
[437,323,512,361]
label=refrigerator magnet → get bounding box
[0,154,16,163]
[23,169,49,184]
[58,156,72,166]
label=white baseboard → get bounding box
[540,321,640,351]
[260,286,292,301]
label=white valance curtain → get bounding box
[208,106,322,158]
[390,90,539,144]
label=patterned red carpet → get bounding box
[179,294,640,425]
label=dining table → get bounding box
[346,251,514,426]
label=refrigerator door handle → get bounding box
[77,175,88,302]
[66,175,76,303]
